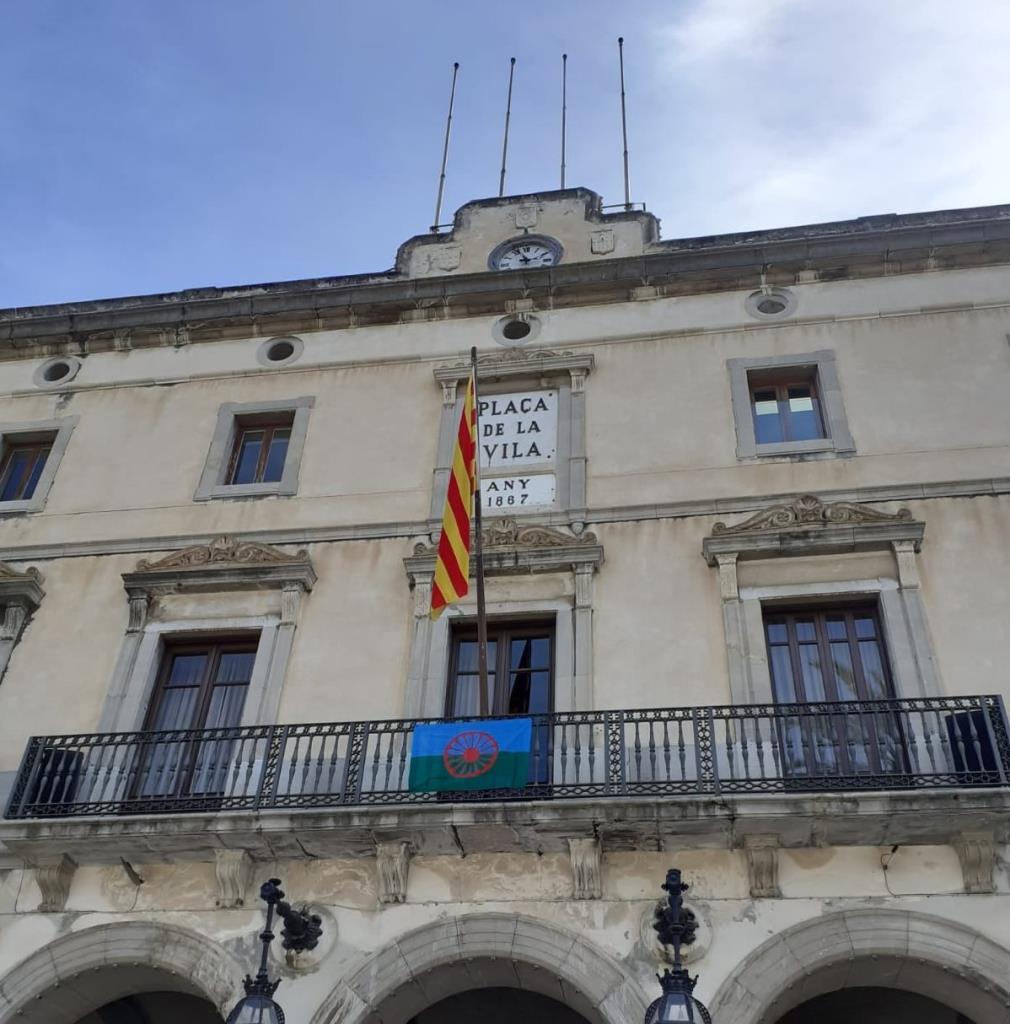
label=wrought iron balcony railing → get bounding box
[6,695,1009,820]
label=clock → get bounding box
[488,235,563,271]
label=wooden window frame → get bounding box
[445,619,556,719]
[762,603,895,704]
[225,415,294,486]
[748,369,826,445]
[143,635,259,734]
[0,439,54,502]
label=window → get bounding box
[137,636,258,798]
[227,416,293,485]
[447,621,554,719]
[749,373,825,445]
[727,351,855,459]
[446,620,555,787]
[0,439,53,502]
[763,604,904,777]
[0,417,77,513]
[194,397,314,501]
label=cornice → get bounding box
[0,475,1004,564]
[3,203,1009,355]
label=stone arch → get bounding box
[0,919,246,1023]
[311,912,649,1024]
[708,907,1010,1024]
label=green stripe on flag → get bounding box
[408,750,530,792]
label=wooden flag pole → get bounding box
[470,346,491,716]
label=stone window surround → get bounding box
[403,523,603,717]
[728,350,855,460]
[0,561,45,687]
[703,499,938,705]
[0,416,78,514]
[431,350,593,524]
[99,538,316,732]
[194,396,314,501]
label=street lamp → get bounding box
[226,878,323,1024]
[645,869,712,1024]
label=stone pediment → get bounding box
[406,518,602,579]
[703,494,924,564]
[124,536,317,603]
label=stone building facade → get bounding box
[0,188,1007,1023]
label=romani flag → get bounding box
[430,372,476,619]
[408,717,532,792]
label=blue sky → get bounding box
[2,0,1008,308]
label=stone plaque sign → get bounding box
[478,390,557,470]
[483,473,556,514]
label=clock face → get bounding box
[489,236,563,271]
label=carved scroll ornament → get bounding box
[413,518,597,556]
[712,494,912,536]
[136,536,309,571]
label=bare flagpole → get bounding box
[431,62,460,233]
[470,346,490,716]
[498,57,516,198]
[618,37,631,210]
[560,53,568,189]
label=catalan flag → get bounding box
[430,373,476,619]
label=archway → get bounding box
[311,913,649,1024]
[73,990,222,1024]
[0,920,245,1023]
[708,909,1010,1024]
[774,986,972,1023]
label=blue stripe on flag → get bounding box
[411,717,532,759]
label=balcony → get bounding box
[6,696,1009,821]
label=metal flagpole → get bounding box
[560,53,568,190]
[498,57,516,198]
[469,346,490,716]
[618,37,631,210]
[431,62,460,233]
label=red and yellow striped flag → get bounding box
[430,373,477,619]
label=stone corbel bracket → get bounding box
[215,848,255,909]
[703,493,924,565]
[568,837,602,900]
[32,853,77,912]
[376,840,412,905]
[953,831,995,894]
[122,536,317,630]
[743,834,781,898]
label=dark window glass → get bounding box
[227,417,294,485]
[139,637,257,798]
[447,622,555,786]
[0,442,52,501]
[763,605,903,777]
[749,373,825,444]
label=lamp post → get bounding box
[226,878,323,1024]
[645,869,712,1024]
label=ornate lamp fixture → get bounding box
[645,869,712,1024]
[226,878,323,1024]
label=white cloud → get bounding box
[642,0,1010,236]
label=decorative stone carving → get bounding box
[214,848,255,908]
[412,519,597,556]
[34,854,77,912]
[136,536,308,571]
[376,841,412,904]
[0,561,41,582]
[744,835,781,898]
[568,837,602,900]
[712,494,912,535]
[953,831,995,894]
[590,229,615,255]
[515,205,538,229]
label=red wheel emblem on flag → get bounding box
[443,730,500,778]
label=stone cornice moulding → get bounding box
[702,494,925,565]
[404,518,603,580]
[0,560,45,612]
[123,535,317,605]
[433,348,595,386]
